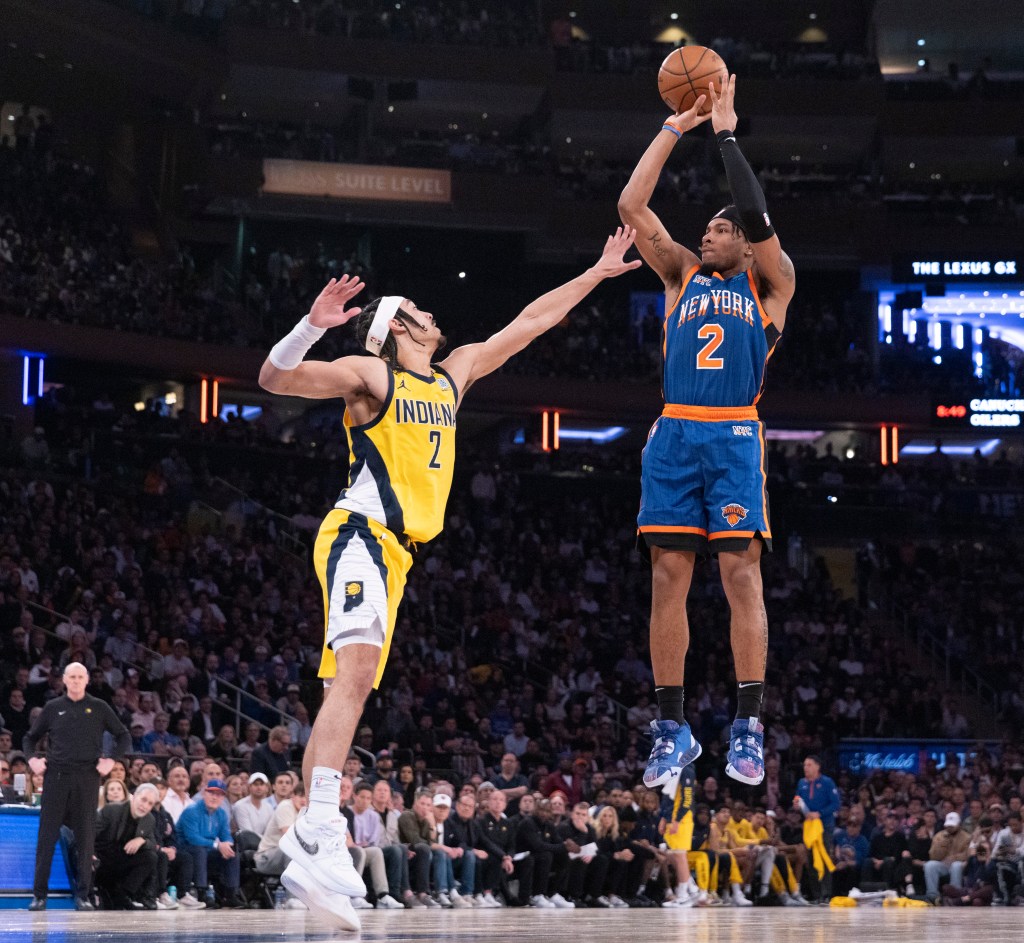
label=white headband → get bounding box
[365,296,404,356]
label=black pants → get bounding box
[156,848,195,897]
[407,842,432,893]
[533,848,569,898]
[34,766,100,899]
[565,853,611,901]
[96,846,159,903]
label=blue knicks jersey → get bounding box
[663,266,781,407]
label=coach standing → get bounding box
[23,661,132,911]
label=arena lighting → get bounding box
[200,378,208,424]
[20,353,45,406]
[880,425,899,466]
[212,380,219,420]
[558,426,627,443]
[901,439,1001,457]
[541,410,561,451]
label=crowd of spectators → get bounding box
[5,111,1022,402]
[2,355,1024,911]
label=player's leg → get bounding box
[638,417,705,787]
[707,420,771,785]
[281,512,410,931]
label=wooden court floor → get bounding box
[4,907,1023,943]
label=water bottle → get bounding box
[205,887,217,908]
[168,886,177,905]
[274,886,287,910]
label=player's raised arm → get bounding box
[618,99,711,290]
[258,275,385,400]
[708,75,794,328]
[440,227,641,394]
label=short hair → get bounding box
[354,781,373,795]
[269,725,290,742]
[414,788,433,801]
[134,783,159,802]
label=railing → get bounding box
[879,597,1002,738]
[24,600,303,739]
[206,476,311,571]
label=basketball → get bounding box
[658,45,728,115]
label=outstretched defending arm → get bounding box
[258,275,385,401]
[439,227,641,396]
[709,76,795,327]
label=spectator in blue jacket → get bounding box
[794,755,842,851]
[177,778,244,907]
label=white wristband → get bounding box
[268,315,327,370]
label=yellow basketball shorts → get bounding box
[313,508,413,689]
[664,811,694,851]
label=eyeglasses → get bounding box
[0,767,10,774]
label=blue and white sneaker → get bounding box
[725,718,765,785]
[643,719,702,788]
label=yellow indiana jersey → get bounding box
[336,365,457,544]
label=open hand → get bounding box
[591,226,643,280]
[29,757,47,776]
[664,95,712,136]
[708,74,738,135]
[308,275,366,329]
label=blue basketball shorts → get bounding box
[638,406,772,556]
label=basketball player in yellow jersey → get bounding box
[257,227,640,930]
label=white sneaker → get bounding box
[594,895,613,908]
[473,893,487,907]
[450,891,472,908]
[608,894,629,908]
[283,897,308,910]
[419,892,441,908]
[351,897,373,910]
[791,891,810,906]
[549,893,576,909]
[437,892,453,908]
[178,891,206,909]
[156,893,178,910]
[278,812,366,898]
[530,894,555,908]
[376,894,404,910]
[281,860,361,932]
[731,886,753,907]
[482,891,502,908]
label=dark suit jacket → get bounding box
[95,801,158,858]
[516,815,565,855]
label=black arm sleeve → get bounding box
[717,130,775,243]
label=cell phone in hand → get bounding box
[13,774,26,797]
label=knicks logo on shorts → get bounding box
[732,425,753,437]
[721,504,748,527]
[343,581,364,612]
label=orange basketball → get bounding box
[658,45,728,116]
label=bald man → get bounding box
[24,661,132,910]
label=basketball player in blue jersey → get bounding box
[257,227,639,930]
[618,75,795,793]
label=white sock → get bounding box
[306,766,343,826]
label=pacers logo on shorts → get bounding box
[721,504,748,527]
[343,581,364,612]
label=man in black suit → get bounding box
[515,797,573,907]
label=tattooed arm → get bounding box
[618,105,708,292]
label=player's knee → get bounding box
[720,562,761,601]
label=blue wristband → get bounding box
[661,124,682,140]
